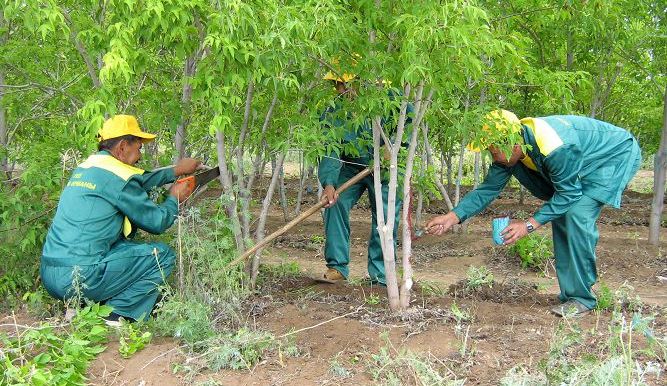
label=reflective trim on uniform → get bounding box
[521,154,538,171]
[123,217,132,237]
[79,154,145,181]
[520,117,564,156]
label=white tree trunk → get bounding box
[174,55,197,161]
[649,84,667,245]
[250,151,287,286]
[473,152,481,189]
[399,84,431,309]
[216,130,244,250]
[455,139,465,206]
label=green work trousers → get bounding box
[40,240,175,321]
[323,165,402,284]
[513,167,603,309]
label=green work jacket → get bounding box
[41,151,179,266]
[453,115,641,225]
[318,95,414,187]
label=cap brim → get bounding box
[135,132,156,143]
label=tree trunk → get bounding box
[174,55,197,161]
[295,151,306,216]
[424,128,454,211]
[455,139,465,206]
[61,9,101,89]
[649,84,667,245]
[216,130,244,250]
[250,151,287,286]
[473,152,481,189]
[399,84,431,310]
[278,160,289,221]
[372,117,400,311]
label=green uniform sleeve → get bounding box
[452,164,513,222]
[116,177,179,235]
[318,152,341,187]
[141,167,176,191]
[533,144,583,225]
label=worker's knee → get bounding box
[149,242,176,276]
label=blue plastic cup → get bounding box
[492,216,510,245]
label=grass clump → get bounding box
[465,265,494,290]
[367,332,464,386]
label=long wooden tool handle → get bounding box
[227,167,372,269]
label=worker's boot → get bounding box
[550,299,590,317]
[317,268,346,284]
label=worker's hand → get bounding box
[321,185,338,208]
[426,212,460,236]
[169,180,195,203]
[500,220,529,245]
[174,158,202,176]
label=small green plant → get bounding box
[309,234,325,243]
[418,280,445,297]
[118,321,153,358]
[450,302,472,327]
[509,233,554,274]
[365,292,381,305]
[465,265,494,290]
[595,281,615,311]
[329,357,352,378]
[0,303,111,385]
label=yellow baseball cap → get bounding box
[467,109,521,152]
[98,115,156,143]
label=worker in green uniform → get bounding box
[426,110,641,316]
[318,69,413,285]
[40,115,200,324]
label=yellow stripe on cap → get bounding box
[520,117,563,156]
[79,154,145,181]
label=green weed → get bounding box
[118,321,153,359]
[0,303,111,386]
[595,281,615,311]
[367,332,464,385]
[509,233,554,274]
[465,265,494,290]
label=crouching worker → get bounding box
[426,110,641,317]
[40,115,200,324]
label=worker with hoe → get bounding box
[317,62,413,285]
[426,110,641,316]
[40,115,200,325]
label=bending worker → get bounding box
[40,115,200,324]
[318,68,413,285]
[426,110,641,316]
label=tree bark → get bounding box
[250,151,286,286]
[649,84,667,245]
[216,130,244,250]
[174,55,197,161]
[399,84,431,309]
[61,9,101,88]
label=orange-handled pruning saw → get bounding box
[175,166,221,191]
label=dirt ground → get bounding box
[78,177,667,386]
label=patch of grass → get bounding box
[465,265,494,290]
[367,332,464,386]
[417,280,445,297]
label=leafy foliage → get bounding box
[0,303,111,386]
[509,233,554,274]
